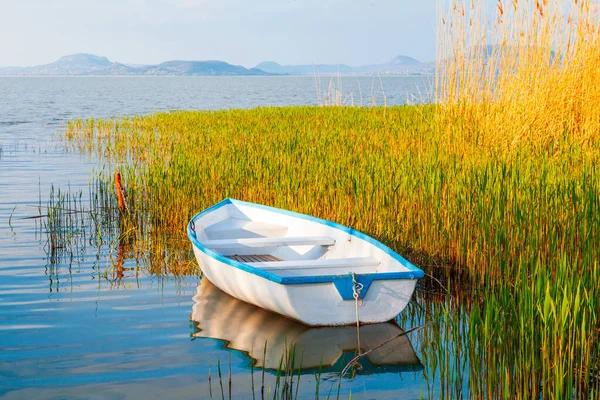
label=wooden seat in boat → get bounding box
[204,219,288,240]
[201,236,335,250]
[246,256,380,271]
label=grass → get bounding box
[432,2,600,396]
[51,0,600,398]
[64,105,598,278]
[437,0,600,155]
[61,104,599,398]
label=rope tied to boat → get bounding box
[340,272,450,378]
[351,272,364,305]
[350,272,363,355]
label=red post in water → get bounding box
[115,172,126,212]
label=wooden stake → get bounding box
[115,172,126,212]
[115,243,125,279]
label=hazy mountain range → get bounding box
[256,55,433,75]
[0,54,273,76]
[0,53,435,76]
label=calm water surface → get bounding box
[0,76,435,399]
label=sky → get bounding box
[0,0,437,68]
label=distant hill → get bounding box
[254,55,434,76]
[150,60,271,76]
[390,55,422,65]
[52,53,112,69]
[354,55,429,74]
[1,53,275,76]
[13,54,133,75]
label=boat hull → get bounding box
[192,246,417,326]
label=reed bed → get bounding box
[57,0,600,397]
[437,0,600,155]
[432,1,600,396]
[65,106,598,279]
[63,104,599,398]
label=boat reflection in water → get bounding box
[190,279,423,374]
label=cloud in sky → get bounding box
[0,0,437,68]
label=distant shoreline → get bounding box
[0,73,433,78]
[0,53,435,78]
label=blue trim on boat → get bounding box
[333,274,374,300]
[187,198,424,288]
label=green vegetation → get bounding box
[63,103,599,398]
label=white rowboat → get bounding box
[187,199,424,326]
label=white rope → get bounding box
[351,272,364,354]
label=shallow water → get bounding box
[0,76,437,399]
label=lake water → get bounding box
[0,76,438,399]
